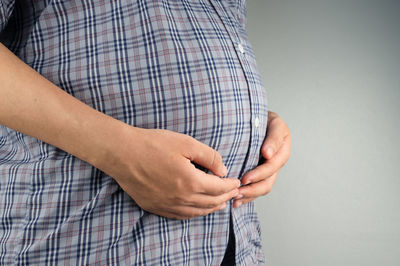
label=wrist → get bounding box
[81,114,144,176]
[76,113,131,169]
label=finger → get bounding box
[187,187,239,208]
[233,197,255,208]
[184,138,228,177]
[262,114,290,160]
[196,173,240,196]
[241,134,290,185]
[267,110,279,124]
[238,172,278,200]
[157,202,228,220]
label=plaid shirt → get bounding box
[0,0,268,265]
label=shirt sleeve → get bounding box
[0,0,15,33]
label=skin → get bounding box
[0,41,290,220]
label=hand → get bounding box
[233,111,291,208]
[99,126,240,220]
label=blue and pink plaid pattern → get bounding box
[0,0,268,265]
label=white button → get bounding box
[254,117,260,128]
[238,43,244,54]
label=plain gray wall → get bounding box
[247,1,400,265]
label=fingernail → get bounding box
[221,166,228,176]
[236,180,241,187]
[233,189,239,197]
[243,176,253,185]
[219,203,227,210]
[235,201,242,208]
[235,194,243,199]
[266,147,274,158]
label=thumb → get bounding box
[262,116,288,160]
[187,140,228,177]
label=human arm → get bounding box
[0,43,240,219]
[233,111,291,207]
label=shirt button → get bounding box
[238,43,244,54]
[254,117,260,128]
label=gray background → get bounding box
[247,0,400,265]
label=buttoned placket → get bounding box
[235,42,261,133]
[202,2,267,265]
[208,0,261,173]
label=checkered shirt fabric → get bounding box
[0,0,268,265]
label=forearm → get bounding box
[0,43,130,167]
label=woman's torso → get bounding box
[0,0,267,264]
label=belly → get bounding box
[20,0,267,177]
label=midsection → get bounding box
[12,0,267,177]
